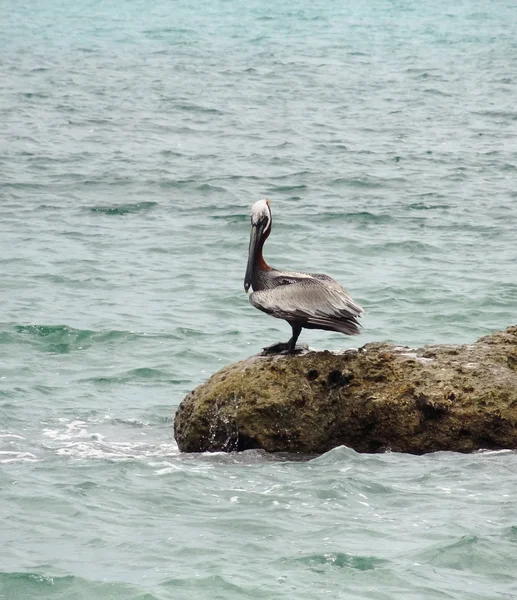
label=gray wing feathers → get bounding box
[250,278,363,335]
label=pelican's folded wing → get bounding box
[249,279,363,335]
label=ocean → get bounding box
[1,0,517,598]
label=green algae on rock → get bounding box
[174,326,517,455]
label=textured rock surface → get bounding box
[174,326,517,455]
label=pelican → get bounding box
[244,199,364,354]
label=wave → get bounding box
[288,551,388,571]
[41,418,179,462]
[176,103,225,115]
[81,368,190,385]
[364,240,440,255]
[412,533,517,575]
[0,323,214,356]
[196,183,227,193]
[210,213,249,223]
[330,175,407,189]
[313,211,394,224]
[38,420,304,466]
[161,574,255,595]
[267,183,308,193]
[0,324,182,354]
[0,451,39,464]
[21,92,49,99]
[89,201,158,215]
[0,571,161,600]
[309,445,389,467]
[8,325,139,353]
[407,202,450,211]
[474,110,517,121]
[53,439,179,462]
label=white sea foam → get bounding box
[41,418,179,463]
[0,451,40,464]
[0,433,26,440]
[0,430,39,463]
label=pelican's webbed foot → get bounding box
[261,341,290,355]
[261,342,309,356]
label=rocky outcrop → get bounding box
[174,326,517,455]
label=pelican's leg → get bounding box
[286,323,302,354]
[261,324,304,355]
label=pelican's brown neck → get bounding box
[256,227,271,271]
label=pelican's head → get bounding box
[244,199,272,293]
[250,198,271,229]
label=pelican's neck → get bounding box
[250,228,272,292]
[255,228,271,272]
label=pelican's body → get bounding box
[244,199,363,354]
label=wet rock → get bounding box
[174,326,517,455]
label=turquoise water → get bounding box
[2,0,517,598]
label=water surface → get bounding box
[1,0,517,598]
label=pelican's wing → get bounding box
[249,278,363,335]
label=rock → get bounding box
[174,326,517,455]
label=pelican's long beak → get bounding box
[244,224,260,293]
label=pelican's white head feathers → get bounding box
[250,199,271,229]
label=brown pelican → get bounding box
[244,199,364,354]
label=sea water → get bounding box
[1,0,517,598]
